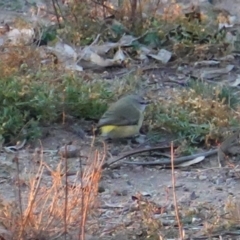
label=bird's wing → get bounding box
[97,104,140,127]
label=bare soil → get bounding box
[1,125,240,239]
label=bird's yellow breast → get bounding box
[100,125,141,139]
[99,108,145,139]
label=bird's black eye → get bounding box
[140,100,150,105]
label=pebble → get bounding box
[59,145,78,158]
[133,166,144,172]
[111,171,120,179]
[98,185,105,193]
[192,217,201,223]
[228,170,237,178]
[189,191,198,200]
[198,175,208,180]
[113,189,128,196]
[126,180,132,185]
[215,177,226,185]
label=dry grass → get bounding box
[224,195,240,225]
[0,45,61,79]
[147,85,240,145]
[0,146,105,240]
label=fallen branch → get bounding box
[102,145,172,169]
[122,149,218,167]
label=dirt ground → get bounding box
[1,0,240,239]
[1,124,240,239]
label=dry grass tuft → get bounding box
[176,88,234,127]
[0,147,105,239]
[0,46,42,78]
[147,84,240,145]
[224,195,240,225]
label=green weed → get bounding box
[147,82,240,145]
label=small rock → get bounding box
[70,125,86,139]
[189,191,198,200]
[59,145,78,158]
[228,170,236,178]
[140,191,152,197]
[198,175,208,180]
[215,177,226,185]
[111,171,120,179]
[114,189,128,196]
[126,180,132,185]
[122,174,128,179]
[133,166,144,172]
[192,217,201,223]
[98,185,105,193]
[110,148,120,156]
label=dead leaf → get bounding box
[7,28,34,45]
[48,41,77,60]
[65,62,83,72]
[89,52,114,67]
[176,156,205,167]
[118,34,138,46]
[137,46,152,60]
[113,48,125,62]
[78,45,124,68]
[148,49,172,63]
[194,60,220,67]
[230,74,240,86]
[89,42,118,55]
[200,64,234,79]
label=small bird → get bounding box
[97,94,150,140]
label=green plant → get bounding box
[0,72,115,143]
[188,80,239,108]
[147,82,240,145]
[63,77,112,119]
[0,76,60,143]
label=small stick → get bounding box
[122,149,218,166]
[170,142,184,240]
[63,145,68,240]
[102,145,173,168]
